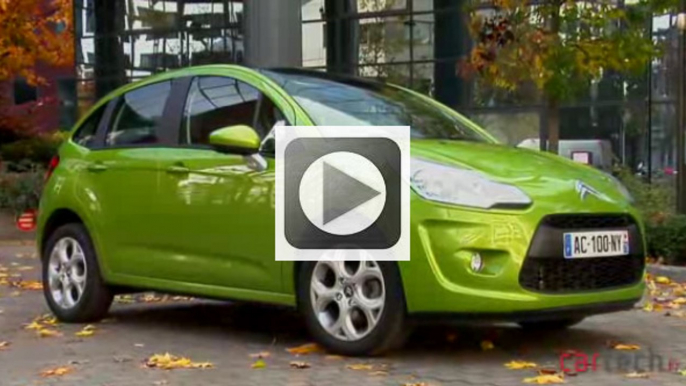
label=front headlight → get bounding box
[410,158,532,209]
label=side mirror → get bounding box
[208,125,261,155]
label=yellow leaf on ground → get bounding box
[504,360,537,370]
[39,316,59,326]
[16,281,42,290]
[145,353,212,370]
[656,276,672,285]
[75,325,96,337]
[248,351,270,359]
[289,361,310,369]
[251,359,266,369]
[347,363,374,371]
[346,363,375,371]
[678,369,686,376]
[625,371,649,378]
[0,341,9,350]
[613,344,640,351]
[38,328,62,338]
[673,297,686,305]
[24,321,43,330]
[523,373,565,384]
[325,355,344,360]
[286,343,321,355]
[481,340,495,351]
[40,366,74,377]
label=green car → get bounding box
[38,65,645,356]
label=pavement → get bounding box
[2,244,686,386]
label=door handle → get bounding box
[87,163,108,172]
[166,165,190,174]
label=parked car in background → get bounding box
[517,138,615,172]
[38,66,645,356]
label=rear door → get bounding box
[78,80,176,277]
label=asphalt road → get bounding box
[2,244,686,386]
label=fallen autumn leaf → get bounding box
[286,343,321,355]
[504,360,537,370]
[522,373,565,384]
[40,366,74,377]
[251,359,266,369]
[625,371,649,378]
[289,361,310,369]
[144,353,213,370]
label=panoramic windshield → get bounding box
[261,69,491,142]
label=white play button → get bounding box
[299,151,387,236]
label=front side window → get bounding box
[72,104,106,149]
[106,81,171,146]
[182,76,260,145]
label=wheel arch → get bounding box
[41,208,85,252]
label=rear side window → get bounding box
[182,76,259,145]
[106,81,172,146]
[72,105,106,149]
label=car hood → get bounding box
[410,139,629,210]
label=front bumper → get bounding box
[400,196,646,314]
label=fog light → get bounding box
[470,253,483,272]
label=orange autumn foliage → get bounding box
[0,0,74,85]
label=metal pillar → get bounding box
[244,0,302,68]
[677,5,686,213]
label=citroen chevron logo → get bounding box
[575,180,601,201]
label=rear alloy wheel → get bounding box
[42,223,113,322]
[298,261,408,356]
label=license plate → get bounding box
[563,230,629,258]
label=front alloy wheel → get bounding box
[310,261,385,341]
[298,261,408,356]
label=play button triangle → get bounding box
[323,162,382,225]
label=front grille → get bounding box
[520,256,644,293]
[520,214,644,293]
[542,214,634,229]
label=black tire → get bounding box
[518,317,585,331]
[42,223,113,322]
[297,261,408,356]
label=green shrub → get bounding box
[645,215,686,265]
[615,167,686,265]
[0,166,44,215]
[0,131,67,168]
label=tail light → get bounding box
[45,155,60,181]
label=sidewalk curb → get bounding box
[647,264,686,283]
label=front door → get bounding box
[153,76,288,293]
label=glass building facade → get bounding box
[72,0,683,179]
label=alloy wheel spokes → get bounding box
[48,237,87,310]
[310,260,385,342]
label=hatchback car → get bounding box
[38,65,645,356]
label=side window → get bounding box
[106,81,171,146]
[182,76,259,145]
[72,104,106,149]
